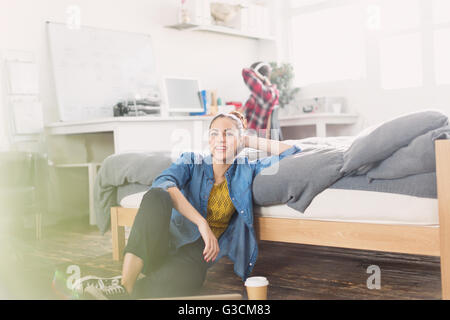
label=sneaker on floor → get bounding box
[84,282,130,300]
[71,275,122,296]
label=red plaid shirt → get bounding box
[242,68,279,131]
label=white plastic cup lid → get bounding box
[245,276,269,287]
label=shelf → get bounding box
[278,113,359,137]
[166,23,275,41]
[278,113,359,127]
[167,23,199,30]
[278,113,359,121]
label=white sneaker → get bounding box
[84,282,129,300]
[71,275,122,295]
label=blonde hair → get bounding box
[209,111,247,134]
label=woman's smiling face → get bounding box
[208,117,242,164]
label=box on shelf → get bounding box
[185,0,212,25]
[213,3,271,37]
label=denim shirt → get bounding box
[149,145,301,280]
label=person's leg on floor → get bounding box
[121,187,174,294]
[120,253,144,294]
[77,187,174,299]
[131,238,209,299]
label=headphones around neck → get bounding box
[252,62,271,80]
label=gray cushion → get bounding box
[253,147,344,213]
[94,152,172,234]
[366,125,450,181]
[340,110,448,175]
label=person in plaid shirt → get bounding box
[241,62,280,138]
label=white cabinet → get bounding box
[279,113,359,137]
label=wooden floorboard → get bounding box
[0,217,441,299]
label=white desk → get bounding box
[46,115,214,154]
[279,113,359,137]
[46,115,213,225]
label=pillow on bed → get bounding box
[340,110,449,175]
[252,147,345,213]
[366,125,450,181]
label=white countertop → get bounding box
[45,115,215,135]
[46,115,214,128]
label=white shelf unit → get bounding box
[52,162,102,226]
[278,113,359,137]
[166,23,275,41]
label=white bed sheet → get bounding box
[120,189,439,226]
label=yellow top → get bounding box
[206,180,236,239]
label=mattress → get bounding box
[120,188,439,226]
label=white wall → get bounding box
[0,0,279,151]
[285,0,450,138]
[4,0,448,147]
[0,57,8,151]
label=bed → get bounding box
[95,111,450,299]
[109,139,449,299]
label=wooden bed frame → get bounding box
[110,139,450,299]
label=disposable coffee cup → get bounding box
[244,276,269,300]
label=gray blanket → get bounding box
[253,138,348,211]
[94,113,450,234]
[94,152,172,234]
[253,111,449,212]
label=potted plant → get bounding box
[269,62,300,109]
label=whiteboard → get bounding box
[47,22,159,122]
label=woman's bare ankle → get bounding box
[121,279,133,294]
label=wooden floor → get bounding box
[1,217,442,299]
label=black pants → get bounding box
[124,188,209,299]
